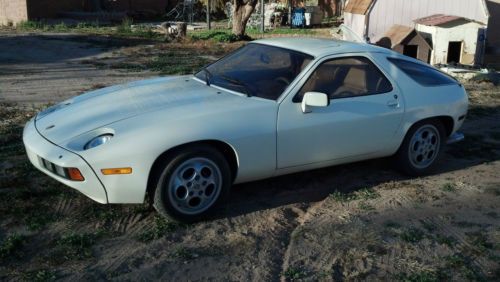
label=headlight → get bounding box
[84,134,113,150]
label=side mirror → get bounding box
[301,92,329,113]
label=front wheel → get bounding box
[153,146,231,223]
[394,120,446,176]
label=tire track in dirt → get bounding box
[111,213,150,234]
[54,197,76,215]
[279,195,346,281]
[275,170,499,280]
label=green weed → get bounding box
[397,270,448,282]
[0,234,26,259]
[109,62,145,72]
[434,234,456,247]
[170,246,196,260]
[419,220,436,232]
[384,221,401,229]
[400,227,425,243]
[359,201,375,211]
[453,221,483,228]
[25,211,57,231]
[441,183,457,192]
[444,254,466,268]
[329,191,358,202]
[116,18,133,34]
[330,188,379,203]
[146,54,209,75]
[283,266,308,281]
[53,232,100,261]
[53,22,69,31]
[247,27,316,35]
[137,215,180,242]
[466,232,494,253]
[357,188,380,200]
[17,21,48,30]
[22,269,56,282]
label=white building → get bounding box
[415,15,487,65]
[343,0,490,65]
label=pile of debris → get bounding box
[440,66,500,85]
[159,22,187,41]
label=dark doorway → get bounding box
[447,41,462,63]
[403,45,418,58]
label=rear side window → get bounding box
[388,58,457,86]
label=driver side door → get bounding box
[277,55,404,168]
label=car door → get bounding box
[277,54,404,168]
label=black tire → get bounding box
[153,145,231,223]
[394,119,446,176]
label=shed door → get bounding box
[447,42,463,64]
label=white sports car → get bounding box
[23,38,468,222]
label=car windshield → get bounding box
[195,43,314,100]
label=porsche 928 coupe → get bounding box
[23,38,468,222]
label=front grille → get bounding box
[38,156,69,179]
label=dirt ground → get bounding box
[0,32,499,281]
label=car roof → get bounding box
[252,37,393,58]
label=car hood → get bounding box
[35,76,253,145]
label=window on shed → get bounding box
[387,58,457,86]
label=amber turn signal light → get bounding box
[67,168,85,181]
[101,167,132,175]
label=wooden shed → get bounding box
[415,14,487,66]
[343,0,489,43]
[376,25,432,63]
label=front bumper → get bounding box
[23,119,108,203]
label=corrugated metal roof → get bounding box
[414,14,464,26]
[344,0,374,15]
[381,25,415,48]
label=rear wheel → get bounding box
[153,145,231,223]
[394,120,446,176]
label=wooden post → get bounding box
[178,22,187,37]
[207,0,211,30]
[260,0,265,33]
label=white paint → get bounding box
[343,12,367,40]
[416,21,485,65]
[23,38,469,205]
[301,92,329,113]
[344,0,489,43]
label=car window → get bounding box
[388,58,457,86]
[195,44,313,100]
[294,57,392,102]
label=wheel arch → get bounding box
[435,116,454,137]
[411,116,453,137]
[396,115,454,152]
[407,116,454,137]
[145,140,239,203]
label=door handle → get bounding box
[387,100,399,108]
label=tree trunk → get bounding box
[232,0,258,37]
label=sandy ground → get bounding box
[0,33,154,104]
[0,32,499,281]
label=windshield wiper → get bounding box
[202,68,212,86]
[218,75,252,97]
